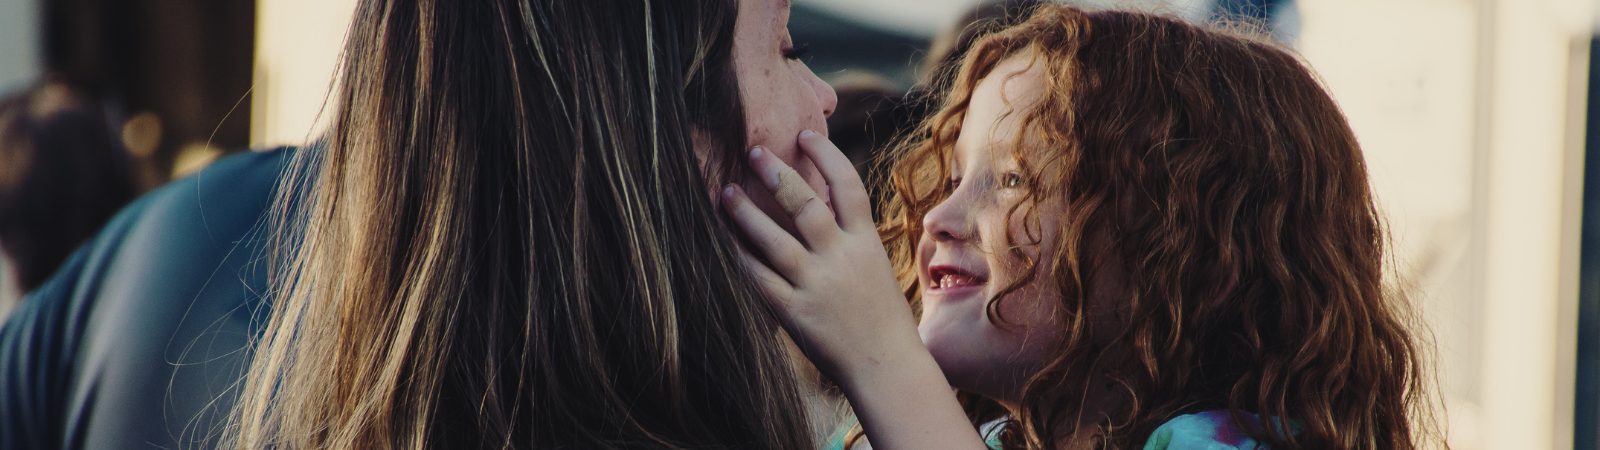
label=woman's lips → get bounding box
[926,264,988,293]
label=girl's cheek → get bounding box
[1001,202,1046,263]
[1019,201,1047,243]
[995,285,1067,366]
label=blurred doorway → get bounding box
[43,0,255,187]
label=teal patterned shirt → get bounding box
[826,410,1289,449]
[1143,411,1290,449]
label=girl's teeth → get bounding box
[938,274,976,289]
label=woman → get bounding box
[231,0,837,448]
[725,5,1433,449]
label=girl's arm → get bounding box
[720,130,986,450]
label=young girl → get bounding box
[721,5,1431,449]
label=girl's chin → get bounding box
[919,316,998,384]
[917,308,1045,398]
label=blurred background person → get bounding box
[824,74,910,181]
[918,0,1048,101]
[0,0,256,311]
[0,80,137,317]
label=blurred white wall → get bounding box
[251,0,357,148]
[0,0,40,93]
[0,256,16,320]
[0,0,34,316]
[1299,0,1593,448]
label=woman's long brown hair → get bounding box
[230,0,816,448]
[877,6,1435,449]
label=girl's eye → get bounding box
[782,43,811,61]
[1001,172,1025,188]
[944,177,962,192]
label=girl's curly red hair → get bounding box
[874,5,1434,449]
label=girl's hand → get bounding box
[721,130,986,450]
[719,129,918,379]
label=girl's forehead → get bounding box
[951,55,1049,169]
[971,50,1049,112]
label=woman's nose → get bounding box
[809,72,838,118]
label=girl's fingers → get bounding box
[747,146,839,249]
[721,184,809,278]
[796,130,874,232]
[735,244,796,303]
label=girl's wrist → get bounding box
[831,329,988,449]
[834,328,941,395]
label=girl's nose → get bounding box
[922,193,974,243]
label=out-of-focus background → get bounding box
[1,0,1598,448]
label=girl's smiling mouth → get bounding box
[926,264,989,293]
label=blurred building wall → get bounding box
[251,0,356,148]
[0,0,39,93]
[1576,36,1600,450]
[1299,0,1593,448]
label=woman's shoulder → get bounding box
[1143,410,1292,450]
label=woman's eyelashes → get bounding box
[781,43,811,61]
